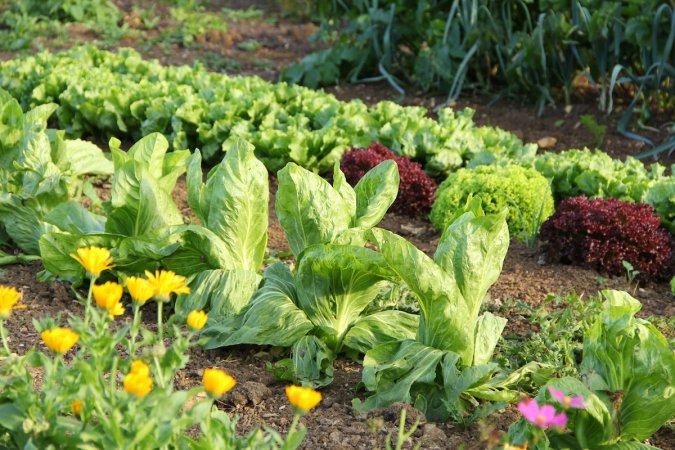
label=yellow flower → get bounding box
[202,368,236,397]
[125,277,155,304]
[72,400,83,417]
[0,285,25,319]
[41,327,79,354]
[108,301,125,318]
[285,385,321,412]
[93,281,123,311]
[124,360,153,398]
[144,270,190,302]
[187,310,207,330]
[129,360,151,376]
[504,443,528,450]
[70,246,113,277]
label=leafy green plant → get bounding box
[0,46,536,175]
[579,114,607,148]
[430,165,554,242]
[354,199,543,420]
[508,290,675,448]
[0,88,112,255]
[168,6,228,47]
[39,134,267,323]
[202,161,419,387]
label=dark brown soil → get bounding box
[0,1,673,448]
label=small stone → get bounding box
[421,423,447,445]
[537,136,557,148]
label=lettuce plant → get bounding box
[0,88,112,255]
[508,290,675,449]
[354,200,540,420]
[202,161,418,387]
[430,165,554,242]
[39,134,268,321]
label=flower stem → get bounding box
[84,275,98,328]
[157,301,163,343]
[129,302,141,356]
[0,321,10,354]
[287,413,300,438]
[153,355,166,389]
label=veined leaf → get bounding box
[295,245,395,350]
[353,160,399,228]
[202,263,314,349]
[275,163,351,256]
[175,269,261,322]
[186,139,268,273]
[342,309,418,354]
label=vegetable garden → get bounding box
[0,1,673,449]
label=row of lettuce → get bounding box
[0,103,673,447]
[0,46,672,236]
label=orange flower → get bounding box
[93,282,123,310]
[72,400,83,417]
[124,360,153,398]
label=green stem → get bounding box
[153,355,166,389]
[129,302,141,356]
[109,356,118,409]
[0,320,10,354]
[205,398,214,444]
[287,413,300,438]
[84,275,98,328]
[157,301,163,343]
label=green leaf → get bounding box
[39,231,121,281]
[175,269,261,321]
[57,138,113,176]
[187,139,268,272]
[275,163,351,256]
[107,164,183,236]
[342,309,418,354]
[368,228,470,357]
[0,193,53,254]
[202,263,314,349]
[332,162,356,218]
[354,340,445,414]
[287,335,336,388]
[472,312,507,366]
[295,245,394,350]
[353,160,399,228]
[44,201,106,234]
[158,226,232,275]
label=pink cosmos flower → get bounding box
[518,398,568,429]
[547,386,585,409]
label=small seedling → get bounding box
[580,114,607,148]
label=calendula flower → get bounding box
[547,386,585,409]
[518,399,567,429]
[187,310,207,330]
[93,281,124,311]
[504,442,528,450]
[285,385,322,412]
[202,368,236,397]
[72,400,83,417]
[108,301,125,318]
[41,327,79,354]
[125,277,155,304]
[144,270,190,302]
[124,360,153,398]
[70,246,113,277]
[0,285,25,319]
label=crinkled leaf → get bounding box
[202,263,313,349]
[473,312,507,366]
[175,269,261,322]
[295,245,394,350]
[39,231,121,282]
[342,309,418,355]
[275,163,351,256]
[187,139,268,272]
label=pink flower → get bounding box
[518,398,568,429]
[547,386,585,409]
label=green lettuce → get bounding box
[508,290,675,449]
[354,199,541,419]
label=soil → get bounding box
[0,1,673,449]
